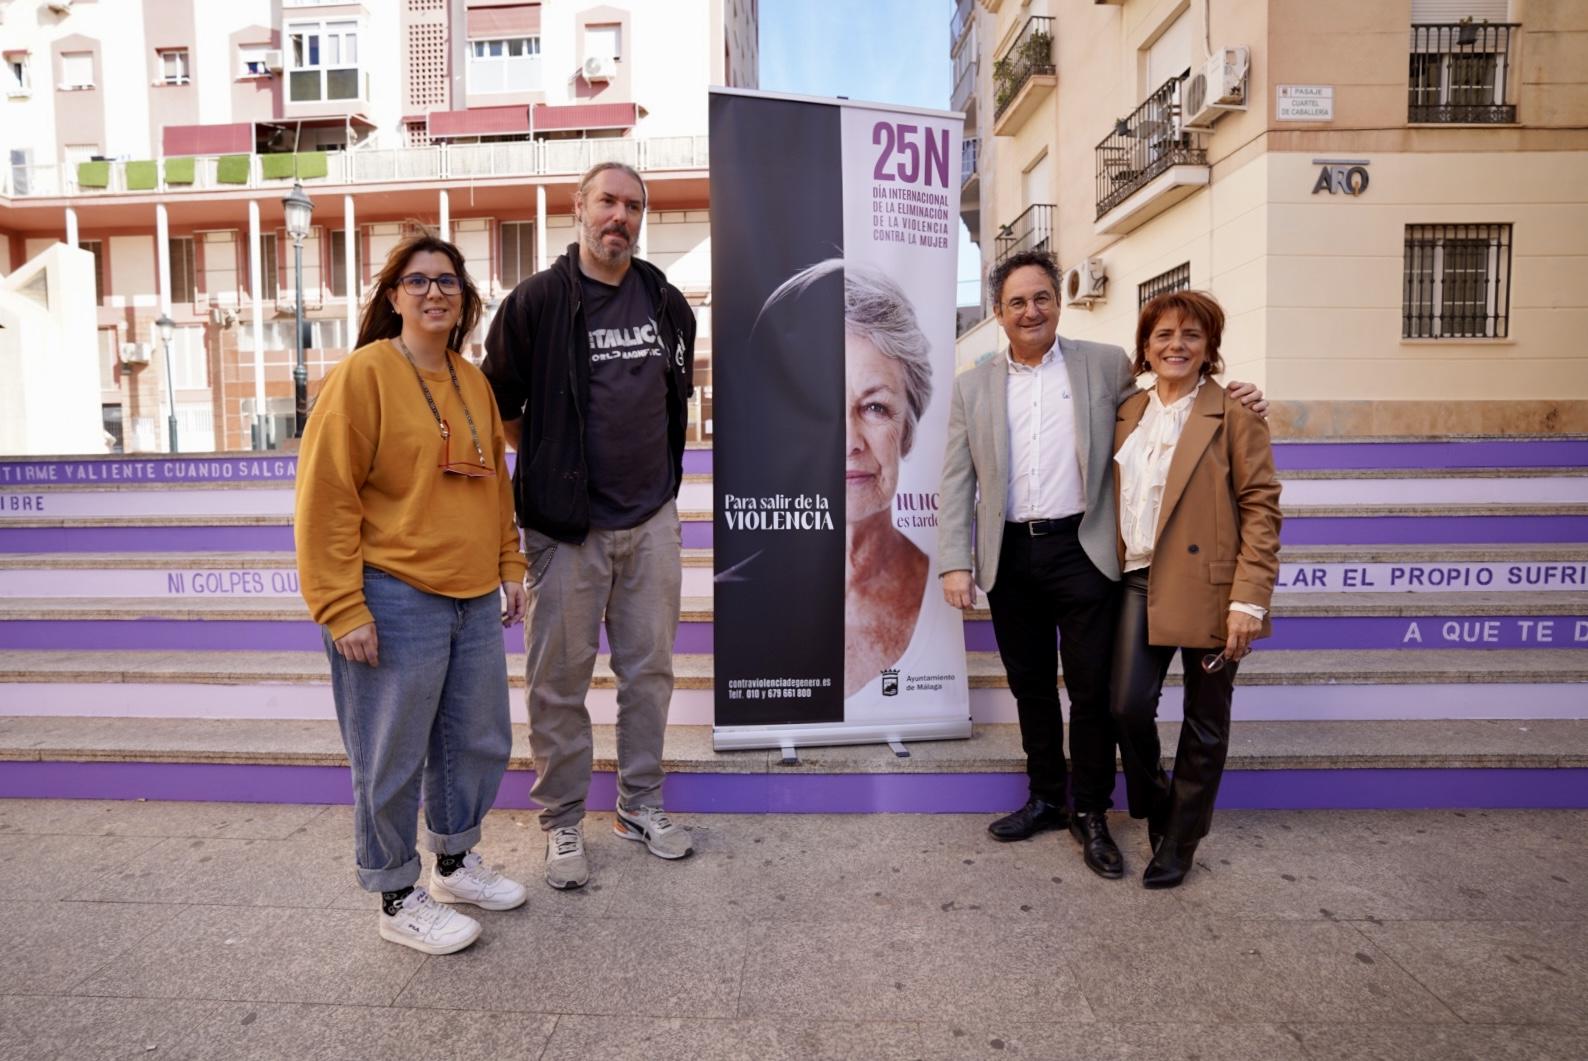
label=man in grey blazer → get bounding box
[939,250,1261,878]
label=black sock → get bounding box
[381,886,414,916]
[436,851,468,877]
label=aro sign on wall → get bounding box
[1312,158,1370,197]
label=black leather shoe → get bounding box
[988,798,1069,842]
[1143,838,1199,889]
[1069,811,1124,879]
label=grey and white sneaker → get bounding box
[544,824,589,890]
[378,887,482,955]
[614,805,694,860]
[429,852,528,912]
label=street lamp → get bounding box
[282,180,315,436]
[155,312,179,453]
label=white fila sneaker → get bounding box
[429,852,528,912]
[378,887,482,955]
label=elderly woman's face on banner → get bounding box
[845,332,908,525]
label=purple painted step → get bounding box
[3,438,1583,489]
[0,520,716,554]
[7,611,1586,654]
[0,618,708,654]
[0,449,715,486]
[3,759,1585,810]
[1271,439,1588,472]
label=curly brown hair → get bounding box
[1133,289,1226,377]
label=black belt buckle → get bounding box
[1027,519,1057,537]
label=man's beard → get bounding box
[582,220,633,265]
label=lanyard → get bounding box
[393,336,487,468]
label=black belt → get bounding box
[1006,514,1082,537]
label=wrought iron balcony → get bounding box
[994,203,1053,265]
[993,16,1055,123]
[1094,75,1206,221]
[1409,22,1517,123]
[961,137,979,189]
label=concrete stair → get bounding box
[1,438,1586,810]
[3,716,1584,811]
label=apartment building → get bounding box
[953,0,1587,436]
[0,0,758,453]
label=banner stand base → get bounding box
[713,718,973,754]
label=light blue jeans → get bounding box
[325,567,512,892]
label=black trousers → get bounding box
[1109,569,1237,842]
[985,518,1119,813]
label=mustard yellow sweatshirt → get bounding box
[295,339,527,638]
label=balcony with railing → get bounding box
[0,136,710,199]
[992,16,1055,134]
[952,51,979,116]
[1408,22,1517,124]
[950,0,975,51]
[961,138,979,190]
[1094,75,1208,233]
[994,202,1053,265]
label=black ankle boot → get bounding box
[1142,837,1198,890]
[1147,807,1169,855]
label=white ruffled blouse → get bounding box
[1114,376,1265,620]
[1115,377,1203,575]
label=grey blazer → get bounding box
[937,336,1136,593]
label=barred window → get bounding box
[1403,224,1511,339]
[1138,262,1189,310]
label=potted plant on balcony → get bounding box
[1022,29,1053,72]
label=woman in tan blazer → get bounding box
[1109,290,1282,889]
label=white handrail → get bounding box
[6,136,709,199]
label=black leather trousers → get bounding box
[1109,569,1237,842]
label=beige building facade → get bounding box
[953,0,1588,436]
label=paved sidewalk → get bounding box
[1,799,1584,1060]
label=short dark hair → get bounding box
[988,250,1062,309]
[1133,290,1226,377]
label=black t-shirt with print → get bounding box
[580,266,676,530]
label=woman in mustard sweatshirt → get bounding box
[296,234,529,955]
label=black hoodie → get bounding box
[482,242,696,543]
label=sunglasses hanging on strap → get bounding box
[394,336,494,478]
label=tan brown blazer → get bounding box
[1112,380,1283,648]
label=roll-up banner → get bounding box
[709,88,971,753]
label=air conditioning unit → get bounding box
[120,342,150,366]
[1063,259,1107,307]
[583,55,614,82]
[208,306,237,327]
[1182,46,1250,131]
[263,50,284,73]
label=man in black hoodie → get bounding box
[483,162,697,891]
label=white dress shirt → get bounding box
[1114,375,1266,620]
[1004,342,1085,523]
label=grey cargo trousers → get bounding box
[522,500,681,830]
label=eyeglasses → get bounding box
[1002,292,1055,314]
[399,273,463,297]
